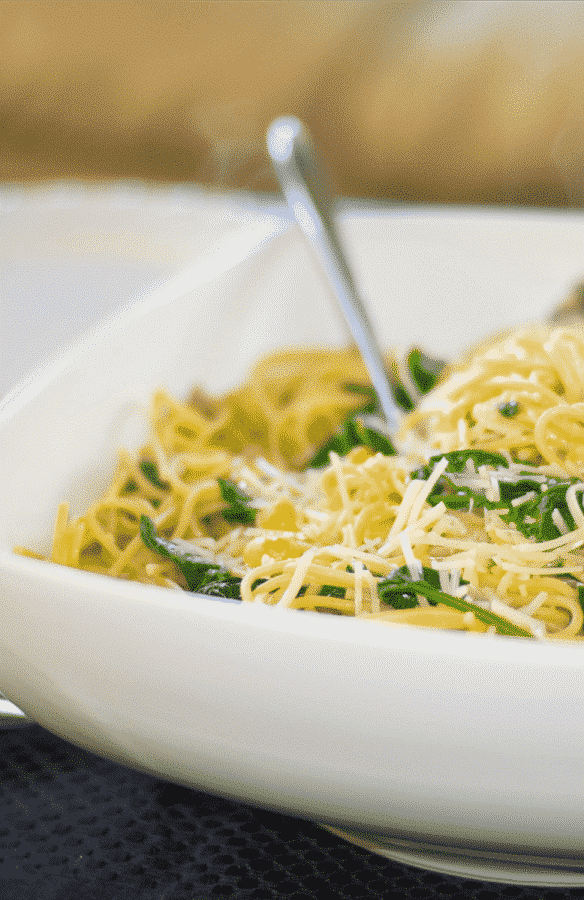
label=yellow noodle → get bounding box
[17,338,584,640]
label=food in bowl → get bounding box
[16,328,584,641]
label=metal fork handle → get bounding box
[266,116,402,434]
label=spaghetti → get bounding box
[16,333,584,641]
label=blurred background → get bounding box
[3,0,584,207]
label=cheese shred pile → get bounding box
[16,331,584,641]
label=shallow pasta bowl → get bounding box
[1,203,584,886]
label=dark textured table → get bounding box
[0,725,581,900]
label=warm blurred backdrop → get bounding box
[3,0,584,206]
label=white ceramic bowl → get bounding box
[2,195,584,886]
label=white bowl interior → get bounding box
[0,183,290,393]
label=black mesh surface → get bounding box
[0,725,582,900]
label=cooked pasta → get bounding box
[16,333,584,641]
[403,326,584,471]
[155,346,402,470]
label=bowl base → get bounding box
[323,825,584,887]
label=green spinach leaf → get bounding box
[501,479,583,542]
[217,478,256,525]
[139,515,242,599]
[411,450,510,513]
[407,348,445,395]
[308,418,396,468]
[139,460,170,490]
[318,585,346,598]
[413,450,509,482]
[377,565,531,636]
